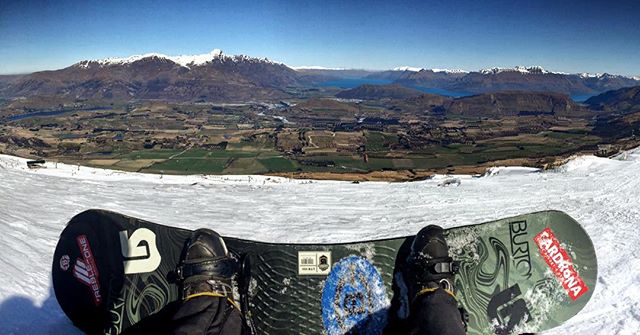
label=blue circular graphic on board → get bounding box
[321,255,388,335]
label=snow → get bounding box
[393,66,423,72]
[431,68,469,74]
[579,72,604,79]
[480,66,558,75]
[392,66,469,73]
[578,72,638,81]
[1,148,640,334]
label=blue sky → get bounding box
[1,0,639,75]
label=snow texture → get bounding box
[431,68,469,74]
[392,66,424,72]
[1,148,639,334]
[479,66,560,75]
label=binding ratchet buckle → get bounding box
[433,259,460,275]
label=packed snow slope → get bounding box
[0,149,639,335]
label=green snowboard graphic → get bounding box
[52,210,596,334]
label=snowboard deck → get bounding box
[52,210,596,335]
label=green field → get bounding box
[41,127,605,176]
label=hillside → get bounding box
[446,91,591,117]
[586,85,640,113]
[335,84,423,100]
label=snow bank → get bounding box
[0,148,639,334]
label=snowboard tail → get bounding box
[52,210,596,334]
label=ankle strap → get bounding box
[177,257,238,281]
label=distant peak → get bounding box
[75,49,279,69]
[431,68,469,74]
[578,72,633,80]
[480,66,557,75]
[393,66,423,72]
[392,66,468,73]
[579,72,601,78]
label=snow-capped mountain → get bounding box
[3,49,303,101]
[75,49,283,69]
[479,66,565,75]
[431,68,469,74]
[578,72,635,80]
[392,66,469,74]
[391,66,640,96]
[392,66,423,72]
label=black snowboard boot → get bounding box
[406,225,457,298]
[177,229,238,302]
[406,225,468,331]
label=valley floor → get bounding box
[0,148,639,334]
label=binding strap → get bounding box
[176,257,238,281]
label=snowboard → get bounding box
[52,210,596,335]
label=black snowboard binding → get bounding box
[176,228,239,302]
[406,225,469,330]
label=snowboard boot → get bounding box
[176,228,238,304]
[406,225,469,330]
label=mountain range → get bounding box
[0,50,301,102]
[370,67,638,96]
[0,49,639,102]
